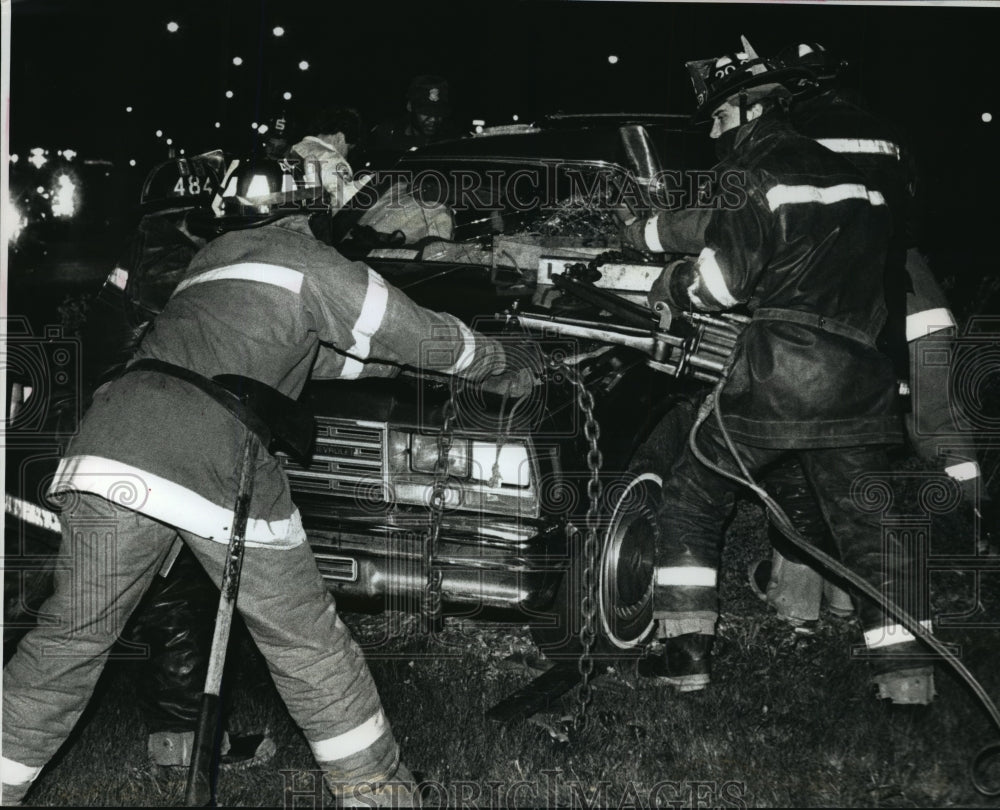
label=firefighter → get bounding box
[0,151,533,805]
[745,43,987,628]
[622,42,985,632]
[639,39,933,705]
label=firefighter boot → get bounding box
[872,666,937,706]
[328,762,421,808]
[749,549,822,631]
[639,633,713,692]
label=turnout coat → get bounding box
[655,114,902,448]
[49,215,506,547]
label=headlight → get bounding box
[387,429,538,518]
[407,434,530,488]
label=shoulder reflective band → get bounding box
[173,263,305,296]
[340,267,391,380]
[309,711,389,762]
[864,619,932,650]
[644,215,665,253]
[766,183,886,211]
[693,247,739,308]
[906,307,956,341]
[815,138,901,159]
[5,494,60,533]
[945,461,980,483]
[655,566,717,588]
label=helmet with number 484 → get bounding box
[138,149,228,214]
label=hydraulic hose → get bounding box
[687,373,1000,796]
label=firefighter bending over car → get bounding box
[636,39,934,705]
[0,139,535,806]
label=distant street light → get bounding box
[215,121,222,128]
[233,56,243,66]
[298,60,310,71]
[273,26,285,37]
[129,159,137,166]
[983,112,993,123]
[126,106,133,112]
[283,91,293,100]
[156,130,163,137]
[608,54,619,64]
[226,90,234,99]
[167,21,179,33]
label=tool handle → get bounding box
[184,432,257,806]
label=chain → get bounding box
[422,377,458,634]
[547,355,604,732]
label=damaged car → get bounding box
[4,114,741,660]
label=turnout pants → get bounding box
[653,418,930,675]
[2,493,399,796]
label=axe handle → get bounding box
[185,431,257,807]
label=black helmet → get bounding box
[686,36,812,125]
[773,42,848,96]
[138,150,227,214]
[185,156,325,239]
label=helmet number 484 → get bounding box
[173,176,211,196]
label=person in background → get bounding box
[370,75,455,152]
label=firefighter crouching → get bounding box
[639,40,933,705]
[0,150,534,806]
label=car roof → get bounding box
[395,115,714,171]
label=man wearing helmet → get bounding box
[0,147,534,805]
[743,42,987,633]
[637,39,932,706]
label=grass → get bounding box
[17,488,1000,808]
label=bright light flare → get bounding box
[51,174,78,218]
[5,196,25,244]
[225,90,234,99]
[233,56,243,66]
[608,54,619,64]
[298,60,310,71]
[156,130,163,138]
[273,26,285,37]
[983,112,993,123]
[166,21,179,33]
[283,91,293,100]
[29,148,47,169]
[62,149,77,161]
[126,106,133,113]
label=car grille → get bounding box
[280,418,386,499]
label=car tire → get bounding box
[530,403,693,661]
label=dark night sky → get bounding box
[7,0,1000,260]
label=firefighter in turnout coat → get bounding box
[639,41,933,704]
[0,154,529,805]
[625,42,985,634]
